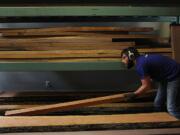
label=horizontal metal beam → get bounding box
[0,0,179,6]
[0,61,127,71]
[0,6,180,17]
[0,16,178,22]
[0,16,177,23]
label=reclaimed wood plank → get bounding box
[5,92,131,116]
[0,51,172,62]
[0,34,158,40]
[0,27,154,36]
[0,42,135,51]
[0,90,156,105]
[0,102,155,116]
[0,48,172,59]
[1,113,178,127]
[0,102,153,111]
[0,35,158,47]
[4,90,156,116]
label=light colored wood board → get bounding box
[0,102,153,111]
[3,89,155,116]
[0,105,45,111]
[4,91,155,116]
[5,92,130,116]
[0,36,114,43]
[1,33,158,39]
[0,34,159,45]
[1,113,178,128]
[0,34,158,41]
[0,35,158,45]
[0,52,172,62]
[171,25,180,63]
[0,48,172,59]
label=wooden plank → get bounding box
[5,92,153,116]
[0,27,154,36]
[0,34,157,47]
[0,26,153,32]
[0,34,158,40]
[171,25,180,63]
[0,54,172,62]
[0,102,154,111]
[0,51,172,62]
[1,113,178,127]
[0,42,135,51]
[0,44,134,51]
[0,102,155,116]
[0,34,161,51]
[0,48,172,59]
[0,90,155,104]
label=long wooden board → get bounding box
[0,48,172,59]
[0,27,153,36]
[0,103,155,116]
[0,34,158,41]
[0,34,163,51]
[5,92,139,116]
[1,31,153,37]
[1,113,178,127]
[0,42,134,51]
[0,54,172,62]
[0,102,154,111]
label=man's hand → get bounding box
[123,92,136,102]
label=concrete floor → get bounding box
[2,128,180,135]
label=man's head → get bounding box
[121,47,140,69]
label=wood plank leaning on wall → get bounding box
[171,24,180,63]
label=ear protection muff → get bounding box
[128,50,135,60]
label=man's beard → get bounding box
[127,60,134,69]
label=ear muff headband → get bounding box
[128,50,134,60]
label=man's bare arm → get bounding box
[134,76,152,96]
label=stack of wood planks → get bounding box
[0,91,180,133]
[0,26,172,62]
[0,26,178,133]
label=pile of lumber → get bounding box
[0,91,180,133]
[0,26,171,62]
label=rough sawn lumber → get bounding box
[6,92,133,116]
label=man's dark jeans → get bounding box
[154,76,180,119]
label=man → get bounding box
[121,47,180,119]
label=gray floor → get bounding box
[2,128,180,135]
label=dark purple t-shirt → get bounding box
[136,54,180,81]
